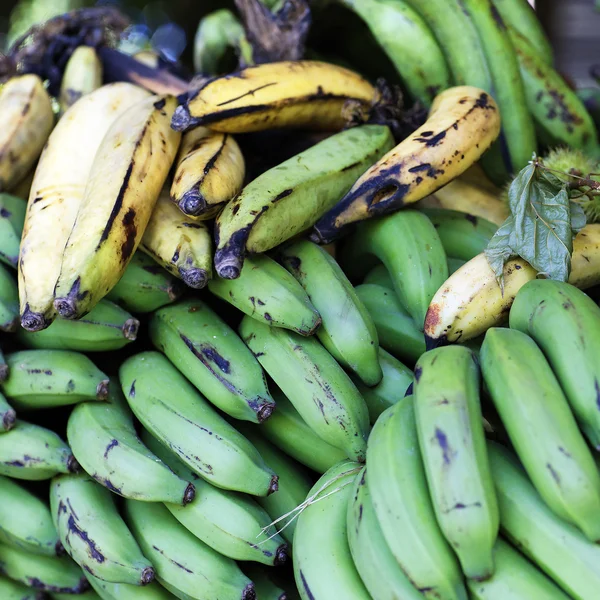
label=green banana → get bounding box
[488,442,600,600]
[481,327,600,542]
[466,538,570,600]
[208,254,321,336]
[510,280,600,450]
[0,263,18,331]
[362,264,393,289]
[279,240,381,385]
[241,565,287,600]
[86,573,176,600]
[342,210,448,328]
[0,393,15,432]
[17,300,139,352]
[0,420,77,480]
[1,350,109,410]
[348,467,424,600]
[354,283,426,364]
[53,591,101,600]
[448,257,466,274]
[367,397,466,600]
[149,299,275,423]
[67,383,194,504]
[141,430,288,566]
[293,460,369,600]
[414,346,499,580]
[50,473,154,585]
[239,316,370,462]
[106,253,184,314]
[123,499,255,600]
[0,474,60,556]
[0,576,46,600]
[119,352,277,496]
[0,193,25,269]
[0,545,88,594]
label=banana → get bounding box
[141,430,288,566]
[0,577,46,600]
[448,257,466,274]
[106,252,184,314]
[18,83,151,332]
[149,299,275,423]
[488,442,600,600]
[139,189,212,289]
[354,283,426,364]
[67,382,195,505]
[311,87,501,243]
[510,281,600,449]
[59,46,103,114]
[86,573,176,600]
[239,316,370,462]
[172,61,377,133]
[279,239,381,385]
[414,346,499,580]
[352,347,412,423]
[0,346,7,382]
[367,397,466,599]
[347,467,424,600]
[241,565,287,600]
[1,350,109,410]
[0,420,77,480]
[0,474,60,556]
[17,300,139,351]
[424,223,600,345]
[0,193,26,269]
[123,499,255,600]
[0,545,88,594]
[53,591,101,600]
[208,254,321,336]
[0,263,18,331]
[362,264,393,289]
[466,538,570,600]
[170,127,245,219]
[293,460,369,600]
[0,393,15,431]
[53,95,181,320]
[481,327,600,542]
[214,124,394,278]
[119,351,277,496]
[0,75,54,193]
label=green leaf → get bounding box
[570,201,587,233]
[485,216,516,286]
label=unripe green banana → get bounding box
[0,193,25,269]
[362,264,393,289]
[119,352,277,496]
[1,350,109,410]
[208,254,321,336]
[123,499,255,600]
[241,565,287,600]
[149,299,275,423]
[342,210,448,328]
[0,263,18,331]
[86,572,176,600]
[17,300,139,351]
[50,474,154,585]
[448,257,466,274]
[0,420,77,480]
[279,240,381,386]
[52,590,101,600]
[481,327,600,542]
[510,280,600,450]
[367,397,466,600]
[414,346,499,580]
[0,576,46,600]
[0,393,15,432]
[106,252,185,314]
[239,316,370,462]
[59,46,103,114]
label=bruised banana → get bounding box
[0,193,26,269]
[311,87,501,243]
[0,577,48,600]
[140,189,212,289]
[0,393,15,431]
[19,83,151,332]
[0,75,53,193]
[54,95,180,320]
[0,263,18,331]
[171,127,245,219]
[172,60,377,133]
[59,46,103,115]
[214,124,393,278]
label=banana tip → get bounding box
[171,105,192,132]
[0,364,9,383]
[20,307,50,332]
[179,190,207,216]
[123,318,140,341]
[2,409,16,432]
[268,474,279,496]
[96,379,110,400]
[140,566,155,585]
[274,544,288,566]
[256,401,275,423]
[241,582,257,600]
[54,297,78,319]
[67,454,81,473]
[183,482,196,505]
[179,267,208,289]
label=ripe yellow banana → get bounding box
[311,86,501,243]
[171,127,245,219]
[18,83,151,331]
[140,188,212,289]
[54,95,181,320]
[424,223,600,345]
[171,60,377,133]
[59,46,103,115]
[0,75,54,193]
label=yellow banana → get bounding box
[0,75,54,193]
[170,127,245,219]
[424,224,600,345]
[140,188,212,289]
[19,83,151,331]
[59,46,103,115]
[171,60,377,133]
[311,86,501,243]
[133,50,161,69]
[54,95,181,320]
